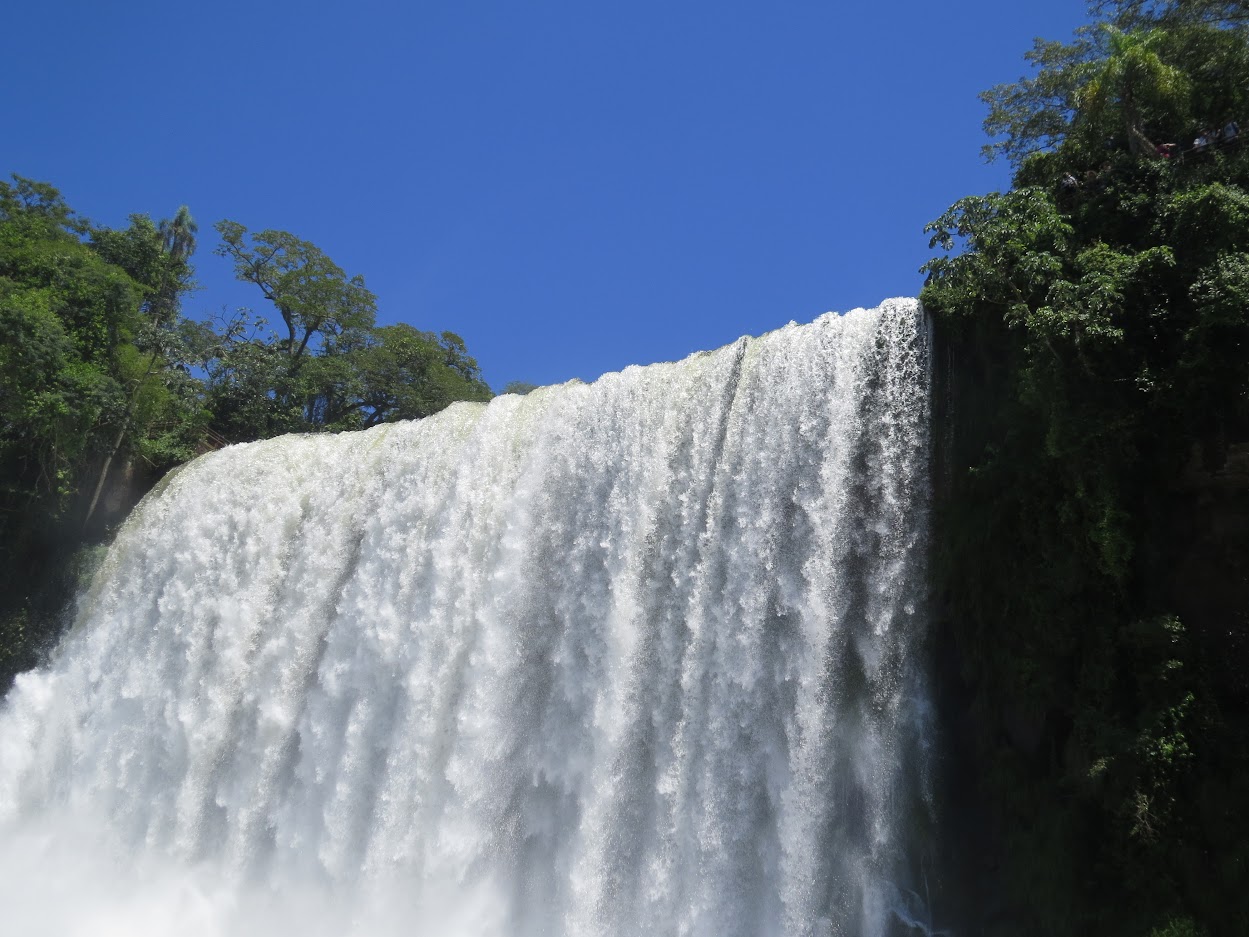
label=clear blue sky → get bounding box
[5,0,1090,390]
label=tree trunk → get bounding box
[81,422,129,531]
[82,353,158,531]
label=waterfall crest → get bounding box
[0,299,933,937]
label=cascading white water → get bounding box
[0,299,933,937]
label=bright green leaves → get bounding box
[0,175,206,549]
[922,188,1073,317]
[983,15,1249,169]
[1077,27,1192,156]
[0,176,84,233]
[0,185,138,514]
[1044,243,1174,344]
[0,286,85,506]
[1,216,145,364]
[353,325,491,427]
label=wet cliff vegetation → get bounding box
[0,182,491,687]
[924,1,1249,934]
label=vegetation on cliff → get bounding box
[0,180,491,688]
[923,2,1249,934]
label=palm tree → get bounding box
[1078,26,1191,155]
[153,205,197,325]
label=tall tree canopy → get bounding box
[983,2,1249,165]
[207,221,490,440]
[214,221,377,365]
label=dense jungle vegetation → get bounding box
[0,181,492,687]
[923,1,1249,934]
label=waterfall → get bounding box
[0,299,934,937]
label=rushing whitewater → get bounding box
[0,300,934,937]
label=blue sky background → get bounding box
[5,0,1090,389]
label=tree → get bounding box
[213,221,376,367]
[980,33,1102,165]
[197,310,283,440]
[211,222,380,437]
[155,205,197,324]
[503,381,539,395]
[352,325,492,426]
[1096,0,1249,27]
[208,225,493,439]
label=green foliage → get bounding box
[207,223,490,439]
[214,220,377,363]
[352,325,492,426]
[984,14,1249,167]
[926,7,1249,934]
[1,179,492,690]
[1098,0,1249,28]
[981,32,1103,165]
[1,178,135,514]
